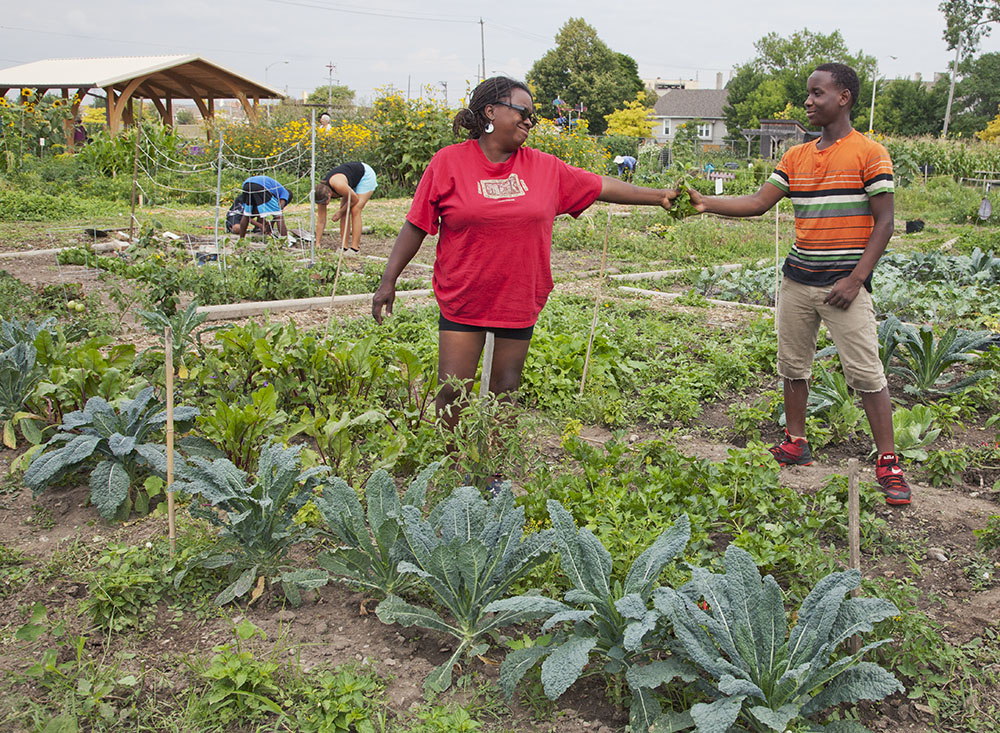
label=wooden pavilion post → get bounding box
[105,87,119,134]
[62,89,73,151]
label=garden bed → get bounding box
[1,198,999,732]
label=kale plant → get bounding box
[22,386,196,519]
[655,544,903,732]
[487,502,693,732]
[0,317,56,449]
[376,483,555,692]
[315,462,439,599]
[173,441,329,606]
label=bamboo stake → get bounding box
[479,332,495,399]
[325,189,352,338]
[580,206,613,396]
[165,326,176,556]
[847,457,861,654]
[774,202,780,329]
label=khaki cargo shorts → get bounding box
[776,277,887,393]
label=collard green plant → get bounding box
[873,405,940,462]
[892,325,995,397]
[487,502,693,733]
[315,463,439,598]
[22,386,196,519]
[173,442,328,606]
[655,544,903,733]
[803,369,865,443]
[376,484,555,693]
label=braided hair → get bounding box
[452,76,532,138]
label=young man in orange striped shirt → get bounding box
[689,63,911,506]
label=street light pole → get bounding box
[868,55,896,134]
[264,60,289,122]
[868,62,878,134]
[325,62,337,114]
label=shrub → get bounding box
[526,118,608,172]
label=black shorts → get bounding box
[438,314,534,341]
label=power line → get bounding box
[264,0,479,24]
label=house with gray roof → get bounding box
[651,89,729,149]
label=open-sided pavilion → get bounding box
[0,55,282,149]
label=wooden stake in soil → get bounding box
[165,326,176,556]
[479,331,495,399]
[325,189,352,338]
[579,205,613,397]
[847,457,861,653]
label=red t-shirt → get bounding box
[406,139,603,328]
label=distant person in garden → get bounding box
[614,155,637,180]
[318,113,332,129]
[687,62,911,506]
[72,117,88,148]
[230,175,292,238]
[313,162,377,252]
[372,75,678,486]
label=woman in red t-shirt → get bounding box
[373,76,677,429]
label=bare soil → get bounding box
[1,225,998,732]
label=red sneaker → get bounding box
[768,430,813,466]
[876,453,911,506]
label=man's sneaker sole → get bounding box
[884,495,911,506]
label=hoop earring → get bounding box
[484,121,494,134]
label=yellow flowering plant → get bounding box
[526,118,607,173]
[368,88,454,190]
[0,91,74,169]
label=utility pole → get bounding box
[325,61,337,114]
[480,18,486,83]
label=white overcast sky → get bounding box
[2,0,999,106]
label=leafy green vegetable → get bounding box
[315,463,439,599]
[23,385,195,519]
[655,544,903,732]
[666,183,699,221]
[488,502,692,732]
[877,405,940,462]
[376,483,555,692]
[172,442,328,606]
[892,325,995,397]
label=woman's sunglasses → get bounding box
[494,101,537,125]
